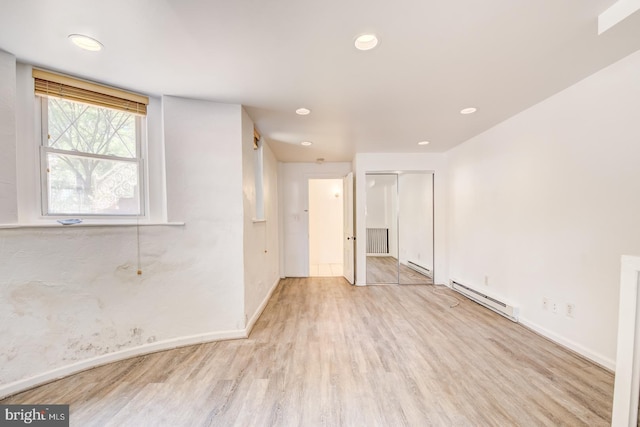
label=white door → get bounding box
[343,172,355,284]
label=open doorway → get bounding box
[308,179,344,277]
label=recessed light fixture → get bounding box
[296,108,311,115]
[354,34,379,51]
[460,107,477,115]
[300,141,313,146]
[417,140,430,146]
[68,34,103,51]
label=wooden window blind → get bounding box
[253,128,261,150]
[33,68,149,115]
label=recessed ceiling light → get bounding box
[417,141,430,146]
[300,141,313,146]
[296,108,311,115]
[68,34,103,51]
[354,34,379,51]
[460,107,477,115]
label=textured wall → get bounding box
[0,95,250,388]
[241,108,280,323]
[0,50,17,223]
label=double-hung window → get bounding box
[34,69,149,216]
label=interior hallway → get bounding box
[309,263,343,277]
[1,278,613,426]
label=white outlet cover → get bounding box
[566,304,575,318]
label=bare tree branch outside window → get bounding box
[43,98,141,215]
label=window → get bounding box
[253,132,265,220]
[34,69,148,216]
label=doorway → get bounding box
[308,179,344,277]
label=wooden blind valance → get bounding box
[33,68,149,115]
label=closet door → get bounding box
[398,173,434,285]
[365,174,399,284]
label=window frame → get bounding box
[37,96,147,218]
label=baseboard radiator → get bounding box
[450,280,519,322]
[407,260,432,278]
[367,228,389,254]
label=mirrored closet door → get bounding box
[365,172,434,285]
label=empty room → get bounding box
[1,1,640,426]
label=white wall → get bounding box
[163,96,246,329]
[0,50,17,223]
[0,55,280,396]
[308,179,343,265]
[399,173,433,271]
[365,174,398,258]
[354,153,448,286]
[279,162,352,277]
[241,108,280,325]
[13,63,168,224]
[447,49,640,369]
[365,175,389,229]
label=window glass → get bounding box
[41,97,143,216]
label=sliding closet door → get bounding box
[398,173,434,285]
[365,174,399,284]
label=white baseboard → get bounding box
[0,329,246,400]
[0,279,283,400]
[246,278,281,335]
[519,317,615,371]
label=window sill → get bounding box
[0,221,185,230]
[252,218,267,223]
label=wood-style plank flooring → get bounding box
[2,278,613,426]
[367,256,434,285]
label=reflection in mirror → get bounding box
[398,173,434,284]
[365,174,399,284]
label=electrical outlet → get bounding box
[566,303,575,318]
[543,297,549,310]
[552,302,558,314]
[484,275,489,286]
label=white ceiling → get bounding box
[1,0,639,162]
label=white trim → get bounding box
[246,278,281,334]
[43,146,140,163]
[519,317,615,371]
[612,255,640,426]
[0,329,246,400]
[0,221,184,229]
[0,279,281,400]
[38,97,147,218]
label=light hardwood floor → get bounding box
[2,278,613,426]
[367,256,434,285]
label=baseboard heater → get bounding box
[450,280,519,322]
[407,261,432,278]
